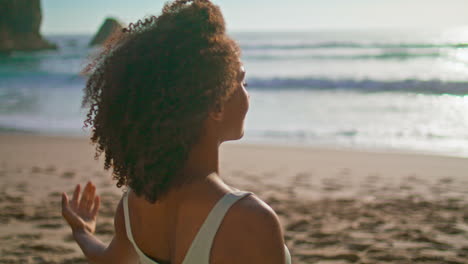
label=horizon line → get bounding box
[42,25,468,36]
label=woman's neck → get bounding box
[182,137,220,183]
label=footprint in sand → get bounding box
[347,242,372,251]
[307,231,341,248]
[0,205,29,222]
[1,233,43,241]
[96,221,114,235]
[439,177,454,184]
[399,184,413,190]
[19,243,75,254]
[296,252,360,263]
[433,223,464,235]
[99,200,118,218]
[322,182,343,192]
[36,222,63,230]
[406,174,426,183]
[366,173,380,181]
[293,172,312,187]
[2,243,75,257]
[62,257,89,264]
[45,165,56,173]
[411,255,447,262]
[463,213,468,224]
[311,239,340,248]
[458,247,468,258]
[61,171,75,179]
[265,195,281,206]
[286,219,309,232]
[293,239,312,246]
[31,166,42,173]
[48,191,62,198]
[17,233,43,240]
[16,182,28,193]
[1,193,23,203]
[369,253,407,262]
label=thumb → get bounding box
[61,192,85,232]
[61,192,72,219]
[62,192,68,210]
[61,192,69,209]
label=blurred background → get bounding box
[1,0,467,157]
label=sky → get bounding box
[41,0,468,34]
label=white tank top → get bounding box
[123,189,292,264]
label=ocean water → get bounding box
[1,29,468,157]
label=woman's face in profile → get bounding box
[218,65,250,142]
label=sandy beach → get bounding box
[1,133,468,264]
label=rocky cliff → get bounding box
[0,0,57,53]
[89,18,123,46]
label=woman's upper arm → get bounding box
[220,195,287,264]
[102,196,139,263]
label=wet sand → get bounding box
[1,133,468,263]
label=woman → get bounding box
[61,0,292,263]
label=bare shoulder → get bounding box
[234,193,282,224]
[212,193,287,264]
[113,195,127,238]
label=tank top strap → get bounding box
[181,189,253,264]
[122,190,137,245]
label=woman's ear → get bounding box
[209,102,224,121]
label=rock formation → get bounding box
[89,18,123,46]
[0,0,57,53]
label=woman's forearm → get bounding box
[72,229,108,264]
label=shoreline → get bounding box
[2,131,467,161]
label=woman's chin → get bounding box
[222,130,244,143]
[239,130,245,139]
[235,129,245,140]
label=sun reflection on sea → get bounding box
[434,26,468,81]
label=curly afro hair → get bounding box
[82,0,241,203]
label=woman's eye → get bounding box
[243,82,248,87]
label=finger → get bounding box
[84,184,96,212]
[91,195,100,217]
[61,193,78,224]
[61,192,69,211]
[71,184,81,209]
[79,182,92,211]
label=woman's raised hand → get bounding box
[61,181,101,234]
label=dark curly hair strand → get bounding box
[82,0,241,203]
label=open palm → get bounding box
[61,181,100,234]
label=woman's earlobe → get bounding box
[209,103,224,121]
